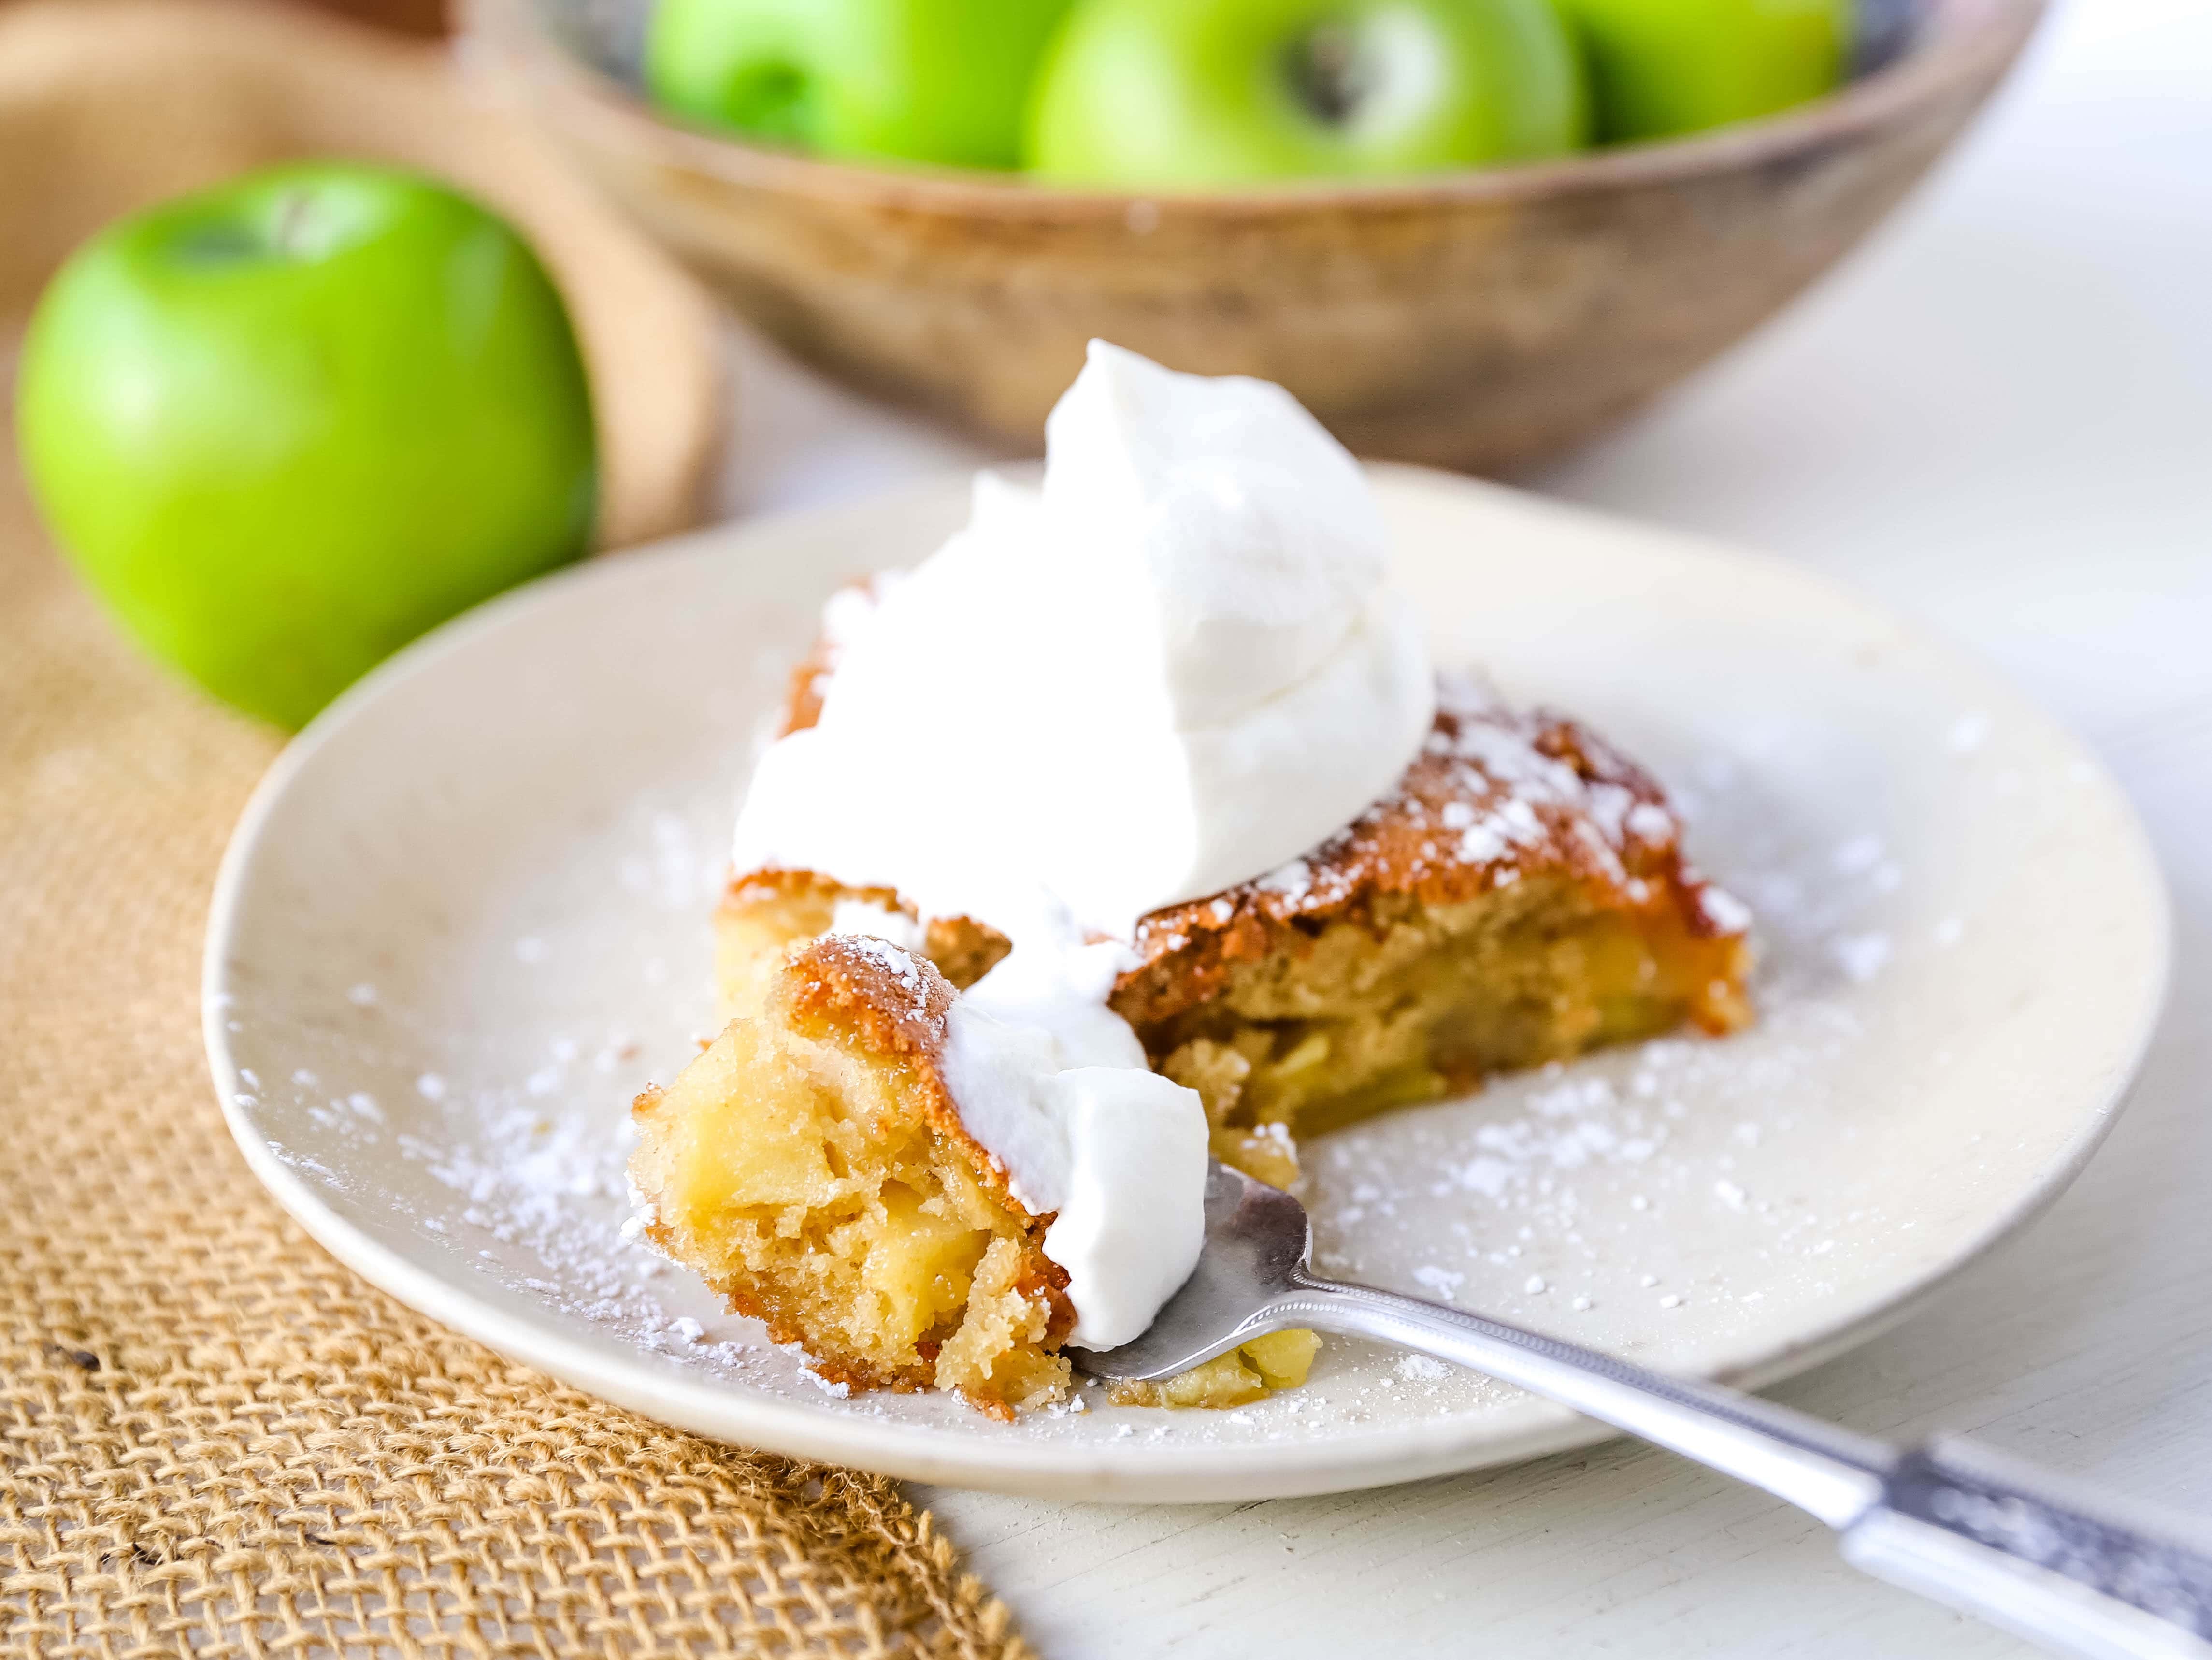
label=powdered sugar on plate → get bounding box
[258,709,1939,1446]
[199,447,2174,1502]
[313,711,1932,1441]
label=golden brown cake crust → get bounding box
[752,671,1751,1039]
[779,634,837,737]
[1114,676,1750,1034]
[722,869,1010,1007]
[783,931,957,1068]
[777,576,886,738]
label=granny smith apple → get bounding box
[1024,0,1588,188]
[1556,0,1850,143]
[16,161,595,730]
[646,0,1075,169]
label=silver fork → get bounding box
[1071,1161,2212,1660]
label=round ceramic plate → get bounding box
[205,467,2169,1502]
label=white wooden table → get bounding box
[725,2,2212,1649]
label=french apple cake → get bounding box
[632,670,1750,1414]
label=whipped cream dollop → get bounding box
[733,341,1435,1348]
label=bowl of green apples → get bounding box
[469,0,2040,472]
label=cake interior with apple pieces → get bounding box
[632,932,1076,1417]
[718,666,1750,1194]
[627,340,1752,1418]
[668,670,1749,1413]
[634,928,1319,1417]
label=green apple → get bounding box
[1556,0,1851,143]
[1024,0,1588,188]
[645,0,1075,169]
[16,161,595,730]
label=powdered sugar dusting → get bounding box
[1700,885,1754,934]
[1282,716,1945,1397]
[1136,675,1747,951]
[261,705,1930,1444]
[834,931,937,1020]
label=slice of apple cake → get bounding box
[632,931,1319,1418]
[710,673,1751,1193]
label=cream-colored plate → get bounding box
[204,468,2169,1502]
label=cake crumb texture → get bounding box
[631,935,1071,1418]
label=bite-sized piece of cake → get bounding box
[717,674,1751,1189]
[631,934,1070,1418]
[637,932,1329,1413]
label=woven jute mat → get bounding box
[0,433,1029,1653]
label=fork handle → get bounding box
[1843,1439,2212,1660]
[1275,1269,2212,1659]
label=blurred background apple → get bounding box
[645,0,1076,168]
[15,161,596,728]
[1024,0,1588,186]
[1555,0,1849,142]
[3,0,2038,720]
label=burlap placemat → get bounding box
[0,0,724,553]
[0,438,1030,1652]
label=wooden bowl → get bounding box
[468,0,2041,473]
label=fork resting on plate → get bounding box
[1073,1161,2212,1660]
